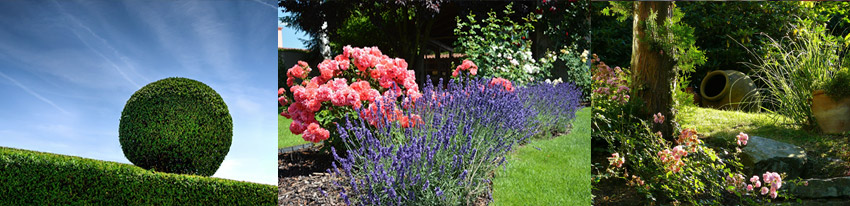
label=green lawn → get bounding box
[677,106,849,164]
[492,107,590,206]
[279,116,309,148]
[677,106,832,147]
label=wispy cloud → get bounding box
[0,71,69,114]
[51,0,142,89]
[250,0,276,9]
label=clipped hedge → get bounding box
[0,147,275,205]
[119,77,232,176]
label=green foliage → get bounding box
[454,3,553,85]
[641,6,706,75]
[119,77,232,176]
[745,19,848,129]
[558,46,591,98]
[591,1,632,69]
[824,68,850,100]
[0,147,275,205]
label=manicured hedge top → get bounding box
[0,147,275,205]
[119,77,232,176]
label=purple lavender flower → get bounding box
[326,76,583,205]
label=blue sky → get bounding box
[0,0,277,185]
[279,10,309,49]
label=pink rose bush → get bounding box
[726,171,783,199]
[452,59,478,77]
[279,46,422,144]
[591,54,630,105]
[608,153,625,168]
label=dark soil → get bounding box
[278,146,344,206]
[591,150,646,206]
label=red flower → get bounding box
[489,77,514,92]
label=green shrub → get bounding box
[119,77,232,176]
[454,3,555,85]
[745,19,847,129]
[0,147,275,205]
[824,68,850,100]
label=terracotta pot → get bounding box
[699,70,759,110]
[811,90,850,134]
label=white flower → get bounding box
[510,59,519,66]
[506,55,513,60]
[523,64,536,73]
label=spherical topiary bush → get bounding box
[119,77,232,176]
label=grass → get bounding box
[677,106,850,170]
[492,107,590,206]
[279,115,309,148]
[0,146,276,205]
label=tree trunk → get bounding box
[630,1,677,141]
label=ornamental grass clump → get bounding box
[328,76,582,205]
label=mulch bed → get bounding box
[278,145,344,206]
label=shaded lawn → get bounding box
[279,116,309,149]
[677,106,850,171]
[493,108,590,205]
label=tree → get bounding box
[630,1,677,141]
[280,0,444,84]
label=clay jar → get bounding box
[699,70,758,110]
[811,90,850,134]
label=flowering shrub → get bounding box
[517,80,583,135]
[328,76,583,205]
[591,54,630,105]
[279,46,421,148]
[598,109,791,205]
[454,3,555,85]
[726,171,784,200]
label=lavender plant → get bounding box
[328,76,583,205]
[518,82,584,136]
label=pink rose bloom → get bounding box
[737,132,749,146]
[769,188,777,199]
[278,96,288,106]
[653,112,665,124]
[746,184,753,191]
[302,123,329,143]
[608,153,624,168]
[297,60,309,68]
[278,88,286,96]
[291,85,308,102]
[290,120,307,135]
[315,85,334,102]
[760,186,769,195]
[288,64,305,79]
[318,59,337,80]
[750,176,761,188]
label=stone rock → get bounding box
[788,176,850,199]
[741,136,807,179]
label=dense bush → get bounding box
[119,77,232,176]
[593,1,850,88]
[0,147,275,205]
[591,55,794,205]
[279,46,422,151]
[328,76,583,205]
[454,3,556,85]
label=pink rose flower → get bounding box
[737,132,749,146]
